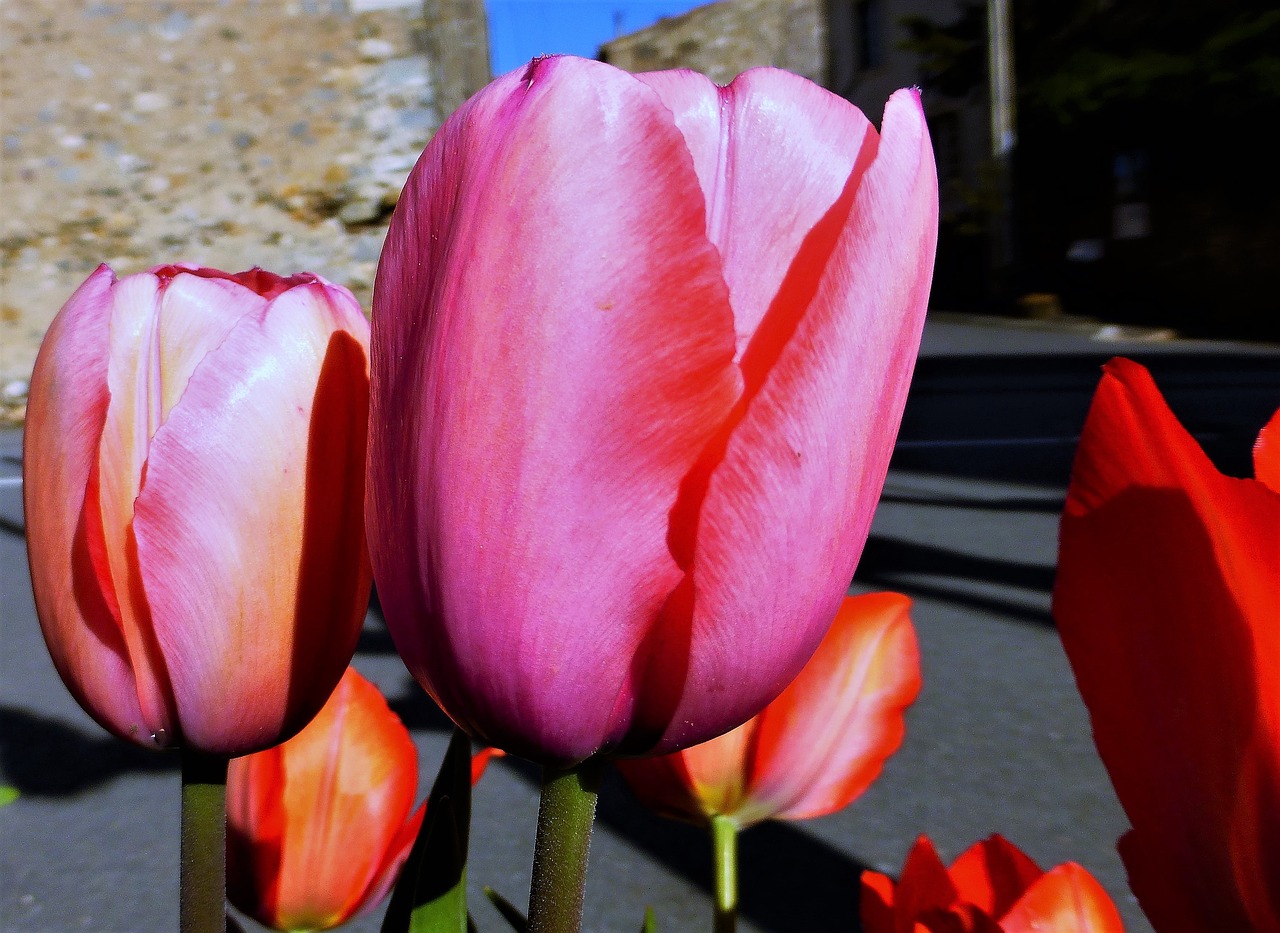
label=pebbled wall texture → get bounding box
[0,0,489,422]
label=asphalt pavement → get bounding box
[2,312,1277,933]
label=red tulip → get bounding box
[227,668,500,931]
[861,835,1125,933]
[367,55,938,765]
[1052,358,1280,931]
[617,593,920,827]
[25,263,372,756]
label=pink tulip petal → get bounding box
[998,863,1124,933]
[134,282,370,755]
[635,68,875,360]
[25,265,149,741]
[369,55,741,763]
[1054,358,1280,931]
[1254,407,1280,492]
[641,88,937,751]
[744,592,919,822]
[947,835,1043,920]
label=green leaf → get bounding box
[482,886,528,933]
[639,906,656,933]
[381,729,474,933]
[0,786,18,808]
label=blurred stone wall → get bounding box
[599,0,826,87]
[0,0,488,420]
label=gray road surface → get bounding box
[3,313,1277,932]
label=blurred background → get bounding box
[3,3,1279,931]
[3,0,1277,424]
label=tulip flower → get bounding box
[618,592,919,933]
[227,667,502,931]
[25,263,372,757]
[367,55,938,769]
[1052,358,1280,932]
[617,592,920,827]
[861,835,1126,933]
[226,668,417,931]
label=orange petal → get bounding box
[998,863,1124,933]
[743,592,920,823]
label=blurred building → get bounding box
[600,0,1280,341]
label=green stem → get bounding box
[527,759,606,933]
[711,815,738,933]
[180,749,228,933]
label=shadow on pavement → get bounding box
[855,534,1055,627]
[496,754,868,933]
[0,706,176,795]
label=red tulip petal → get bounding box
[895,836,962,933]
[635,68,874,360]
[1254,407,1280,492]
[369,56,741,763]
[919,904,1004,933]
[470,746,505,784]
[227,745,288,925]
[25,265,149,742]
[616,718,758,824]
[998,863,1124,933]
[948,835,1043,920]
[356,800,428,918]
[615,751,710,824]
[1054,358,1280,931]
[860,869,899,933]
[742,592,920,822]
[133,281,370,755]
[644,88,937,750]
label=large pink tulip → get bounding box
[368,56,938,765]
[25,263,372,756]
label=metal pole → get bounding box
[987,0,1017,294]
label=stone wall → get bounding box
[600,0,826,87]
[0,0,488,421]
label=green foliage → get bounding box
[482,886,528,933]
[382,730,474,933]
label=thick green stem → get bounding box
[527,759,605,933]
[711,815,738,933]
[180,750,228,933]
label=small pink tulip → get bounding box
[368,56,938,765]
[25,263,372,756]
[617,593,921,828]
